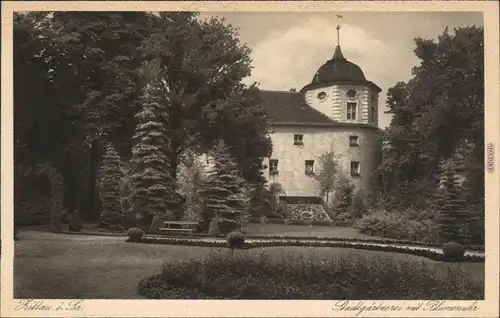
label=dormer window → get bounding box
[347,102,357,120]
[305,160,315,175]
[349,135,359,146]
[294,134,303,146]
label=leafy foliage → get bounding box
[315,149,341,204]
[354,208,440,244]
[14,12,271,226]
[378,26,484,209]
[331,176,355,222]
[177,153,207,222]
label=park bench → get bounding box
[158,220,199,236]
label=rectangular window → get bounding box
[347,102,357,120]
[294,134,303,145]
[305,160,314,175]
[370,105,376,123]
[269,159,279,175]
[349,135,359,146]
[350,161,361,176]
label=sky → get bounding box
[200,12,483,129]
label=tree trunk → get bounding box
[84,139,100,222]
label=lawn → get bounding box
[22,222,383,240]
[14,230,484,299]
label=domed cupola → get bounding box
[311,45,366,84]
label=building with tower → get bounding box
[260,21,383,206]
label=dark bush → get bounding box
[127,227,144,242]
[354,209,439,244]
[442,242,465,260]
[68,210,83,232]
[138,250,483,300]
[227,231,245,249]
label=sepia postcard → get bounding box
[1,1,499,317]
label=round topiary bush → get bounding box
[442,241,465,260]
[127,227,144,242]
[227,231,245,249]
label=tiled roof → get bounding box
[259,90,336,125]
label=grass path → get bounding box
[14,231,484,299]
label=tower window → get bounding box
[305,160,315,175]
[269,159,279,176]
[371,94,376,102]
[349,136,359,146]
[370,105,376,123]
[350,161,361,176]
[347,102,357,120]
[347,89,357,99]
[294,134,304,146]
[317,91,327,100]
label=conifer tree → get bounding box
[130,59,179,220]
[200,140,245,233]
[436,166,470,244]
[99,143,124,226]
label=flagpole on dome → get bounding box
[336,13,343,46]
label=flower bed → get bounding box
[130,236,484,263]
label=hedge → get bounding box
[129,236,484,263]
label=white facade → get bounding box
[264,81,382,199]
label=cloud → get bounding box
[245,16,392,91]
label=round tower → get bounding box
[301,45,381,126]
[298,25,383,197]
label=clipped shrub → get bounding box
[442,242,465,260]
[127,227,144,242]
[68,210,83,232]
[227,231,245,249]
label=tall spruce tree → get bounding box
[130,60,179,220]
[436,166,470,245]
[99,143,124,226]
[200,140,245,232]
